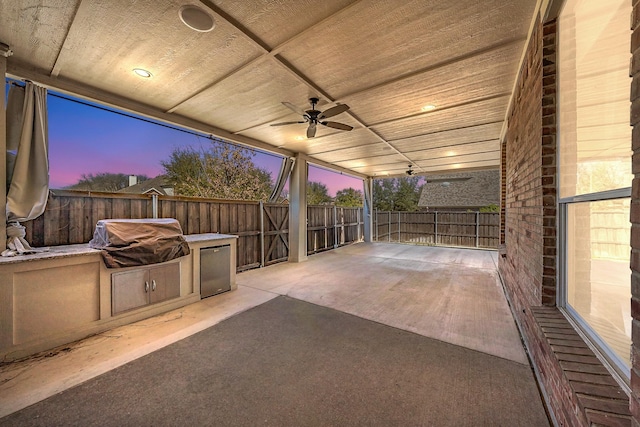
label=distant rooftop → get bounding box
[118,175,174,196]
[418,169,499,210]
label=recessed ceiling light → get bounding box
[421,104,436,112]
[133,68,152,78]
[179,5,215,32]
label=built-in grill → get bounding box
[89,218,190,268]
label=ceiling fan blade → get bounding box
[270,121,306,127]
[319,104,349,119]
[321,121,353,131]
[307,122,317,138]
[282,101,307,116]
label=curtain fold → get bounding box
[268,157,295,203]
[3,81,49,255]
[363,177,374,242]
[363,177,373,212]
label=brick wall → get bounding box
[501,9,637,425]
[630,0,640,424]
[500,15,544,311]
[541,20,558,306]
[499,17,590,427]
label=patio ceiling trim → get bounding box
[499,0,546,143]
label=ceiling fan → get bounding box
[270,97,353,138]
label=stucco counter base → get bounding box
[0,233,237,362]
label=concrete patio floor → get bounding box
[0,242,543,422]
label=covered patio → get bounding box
[0,243,549,425]
[1,0,639,425]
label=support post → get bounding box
[0,45,11,251]
[362,177,374,242]
[288,153,307,262]
[151,194,158,219]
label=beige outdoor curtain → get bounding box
[362,177,373,242]
[268,157,295,203]
[4,81,49,255]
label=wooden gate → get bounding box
[261,203,289,266]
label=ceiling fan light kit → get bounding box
[271,97,354,138]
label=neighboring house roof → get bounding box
[418,169,499,209]
[118,175,174,196]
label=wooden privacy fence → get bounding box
[21,191,363,271]
[307,205,364,254]
[22,190,286,271]
[374,211,499,249]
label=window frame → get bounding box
[555,0,633,388]
[557,189,631,386]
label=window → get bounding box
[558,0,632,378]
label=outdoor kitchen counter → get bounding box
[0,233,238,361]
[0,233,237,264]
[0,244,99,264]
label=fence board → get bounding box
[187,202,200,235]
[68,197,85,243]
[375,211,499,249]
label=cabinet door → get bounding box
[149,263,180,304]
[112,269,150,314]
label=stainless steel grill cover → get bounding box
[89,218,190,268]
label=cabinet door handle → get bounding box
[152,280,156,291]
[145,281,149,293]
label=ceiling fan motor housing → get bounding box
[270,97,353,138]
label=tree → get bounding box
[67,173,149,192]
[373,177,422,211]
[335,187,363,207]
[480,204,499,213]
[394,176,422,211]
[307,181,332,205]
[161,140,273,201]
[372,178,396,211]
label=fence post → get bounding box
[357,208,361,242]
[388,211,391,242]
[475,211,479,248]
[152,194,158,219]
[435,211,438,246]
[340,208,345,245]
[324,206,328,250]
[259,201,265,267]
[398,211,401,242]
[334,205,338,248]
[375,209,378,241]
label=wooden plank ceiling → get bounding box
[0,0,538,178]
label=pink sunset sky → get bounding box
[48,94,362,196]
